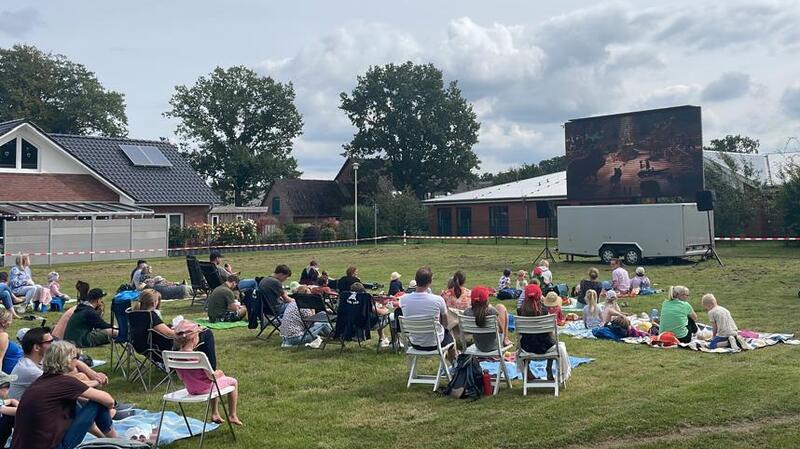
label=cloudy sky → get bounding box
[2,0,799,178]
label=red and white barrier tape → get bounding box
[715,236,800,241]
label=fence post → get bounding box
[48,219,53,266]
[90,218,95,263]
[403,230,407,246]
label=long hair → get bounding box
[448,270,466,299]
[588,267,599,280]
[0,309,12,330]
[472,298,489,327]
[42,340,77,375]
[138,289,161,310]
[585,289,598,315]
[520,287,544,317]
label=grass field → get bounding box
[5,242,800,449]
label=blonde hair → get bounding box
[517,270,526,278]
[42,340,77,375]
[669,285,690,300]
[0,309,11,329]
[539,259,549,268]
[588,267,599,279]
[15,255,30,268]
[585,290,599,315]
[701,293,717,308]
[295,285,312,294]
[138,289,161,310]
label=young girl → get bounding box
[538,260,553,289]
[515,270,528,291]
[47,272,70,312]
[543,292,565,326]
[173,320,243,426]
[601,290,626,325]
[582,290,603,329]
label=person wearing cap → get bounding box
[601,289,626,325]
[610,258,631,294]
[388,272,403,296]
[462,285,512,351]
[630,267,656,295]
[64,289,117,348]
[517,285,556,381]
[210,251,257,291]
[399,267,457,363]
[207,274,247,323]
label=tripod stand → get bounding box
[700,210,723,266]
[534,214,557,263]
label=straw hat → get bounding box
[543,291,561,307]
[635,267,645,276]
[390,272,401,281]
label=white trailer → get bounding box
[556,203,713,264]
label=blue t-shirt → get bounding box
[3,340,23,374]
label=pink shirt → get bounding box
[176,369,214,395]
[612,267,631,293]
[49,281,64,297]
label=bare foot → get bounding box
[503,339,512,347]
[211,415,223,424]
[229,416,244,426]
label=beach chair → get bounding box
[515,314,565,397]
[398,316,455,391]
[186,256,210,306]
[292,293,336,342]
[155,351,236,449]
[457,313,513,395]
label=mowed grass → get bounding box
[5,242,800,449]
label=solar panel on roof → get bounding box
[139,145,173,167]
[120,144,151,166]
[119,144,173,167]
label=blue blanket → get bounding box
[82,409,220,446]
[480,356,594,380]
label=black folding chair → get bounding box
[323,291,372,350]
[327,279,339,292]
[127,309,171,392]
[199,261,224,291]
[255,289,282,339]
[293,293,336,342]
[186,256,210,306]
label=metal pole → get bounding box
[354,164,359,245]
[373,203,377,248]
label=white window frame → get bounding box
[235,214,243,220]
[168,213,184,229]
[211,215,220,226]
[0,136,40,172]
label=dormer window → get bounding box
[0,140,14,168]
[21,139,38,169]
[0,137,38,170]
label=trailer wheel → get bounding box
[624,248,641,265]
[599,246,616,264]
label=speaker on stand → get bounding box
[534,201,557,263]
[696,190,723,266]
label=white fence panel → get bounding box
[4,221,50,266]
[50,220,93,264]
[93,219,132,262]
[131,218,168,259]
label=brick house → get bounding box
[0,119,218,228]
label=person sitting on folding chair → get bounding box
[210,251,258,291]
[279,286,332,348]
[258,265,294,316]
[207,275,247,323]
[174,320,243,426]
[518,284,562,382]
[462,286,512,350]
[350,283,391,347]
[64,289,117,348]
[398,267,457,364]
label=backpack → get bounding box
[439,354,483,400]
[75,438,152,448]
[496,288,518,300]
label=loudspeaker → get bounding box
[696,190,715,211]
[535,201,551,219]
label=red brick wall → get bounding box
[148,205,211,226]
[429,200,579,237]
[0,173,118,202]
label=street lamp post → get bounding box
[353,162,360,245]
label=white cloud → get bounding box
[635,84,701,109]
[781,83,800,118]
[0,7,42,37]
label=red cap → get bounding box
[470,285,491,304]
[533,267,543,276]
[524,284,542,299]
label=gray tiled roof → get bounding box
[0,119,26,136]
[266,179,349,217]
[50,133,219,205]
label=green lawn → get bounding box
[6,242,800,449]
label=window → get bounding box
[236,215,243,221]
[211,215,220,226]
[457,207,472,236]
[437,208,452,236]
[0,140,15,168]
[489,206,509,236]
[168,214,183,228]
[272,197,281,215]
[21,139,38,169]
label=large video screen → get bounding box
[565,105,703,200]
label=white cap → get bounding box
[16,328,30,342]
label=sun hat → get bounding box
[409,280,417,289]
[16,328,30,342]
[48,272,59,282]
[470,285,491,304]
[543,291,561,308]
[524,284,542,299]
[601,280,612,291]
[605,289,618,300]
[635,267,645,276]
[0,372,17,387]
[390,272,401,281]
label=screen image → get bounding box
[565,105,703,201]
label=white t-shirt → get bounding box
[400,291,447,347]
[708,305,738,337]
[9,357,43,401]
[612,267,631,293]
[540,268,553,285]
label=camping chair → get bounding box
[322,291,371,350]
[186,256,210,306]
[398,316,455,391]
[110,295,136,378]
[515,314,565,397]
[156,351,236,449]
[327,279,339,292]
[292,293,336,342]
[198,262,224,292]
[126,309,171,392]
[255,289,281,339]
[456,313,513,395]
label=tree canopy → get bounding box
[0,44,127,136]
[481,155,567,186]
[340,62,480,199]
[704,134,760,154]
[165,66,303,206]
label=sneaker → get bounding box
[306,336,324,349]
[379,338,391,348]
[735,335,751,350]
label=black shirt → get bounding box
[128,310,171,353]
[258,276,285,311]
[337,276,361,293]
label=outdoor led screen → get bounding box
[565,105,703,201]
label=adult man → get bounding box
[258,265,293,316]
[398,267,456,362]
[210,250,257,290]
[611,258,631,294]
[64,289,117,347]
[207,274,247,323]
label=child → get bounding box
[701,294,748,350]
[538,260,554,292]
[174,320,243,425]
[542,291,565,326]
[515,270,528,291]
[498,269,511,291]
[601,289,626,325]
[630,267,656,295]
[582,290,603,329]
[47,272,69,312]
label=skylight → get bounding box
[119,144,173,167]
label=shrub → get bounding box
[302,225,321,242]
[282,223,303,243]
[320,226,336,241]
[168,226,199,248]
[336,219,355,240]
[265,228,287,243]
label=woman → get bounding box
[174,320,242,426]
[660,286,698,344]
[517,284,557,381]
[337,266,361,292]
[462,286,511,352]
[388,272,403,296]
[0,310,22,374]
[299,260,320,285]
[9,255,47,308]
[575,267,603,305]
[441,271,471,311]
[130,289,217,369]
[12,340,117,449]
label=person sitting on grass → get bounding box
[207,274,247,323]
[517,284,556,382]
[537,259,554,293]
[702,293,748,350]
[463,286,512,351]
[258,265,294,316]
[338,266,361,293]
[210,251,258,291]
[63,289,117,348]
[400,267,457,364]
[46,272,69,312]
[174,320,243,427]
[600,289,626,325]
[299,260,321,286]
[575,267,602,305]
[498,269,511,291]
[610,258,631,295]
[515,270,528,291]
[543,291,566,326]
[12,340,118,449]
[660,286,698,344]
[0,272,24,319]
[582,290,603,329]
[388,272,403,296]
[279,286,332,349]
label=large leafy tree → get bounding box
[0,44,127,136]
[166,66,303,206]
[340,62,480,199]
[777,163,800,237]
[705,134,760,154]
[482,155,567,186]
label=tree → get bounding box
[0,44,127,136]
[777,163,800,237]
[341,177,429,238]
[166,66,303,206]
[481,155,567,186]
[704,134,760,154]
[340,62,480,199]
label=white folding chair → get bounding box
[398,316,455,391]
[515,315,566,397]
[457,313,513,395]
[155,351,236,449]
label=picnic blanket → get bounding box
[480,356,594,380]
[82,409,220,446]
[559,319,800,353]
[195,318,249,330]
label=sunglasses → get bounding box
[39,339,54,345]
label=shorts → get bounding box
[411,329,454,351]
[214,311,243,323]
[709,335,731,349]
[79,329,111,348]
